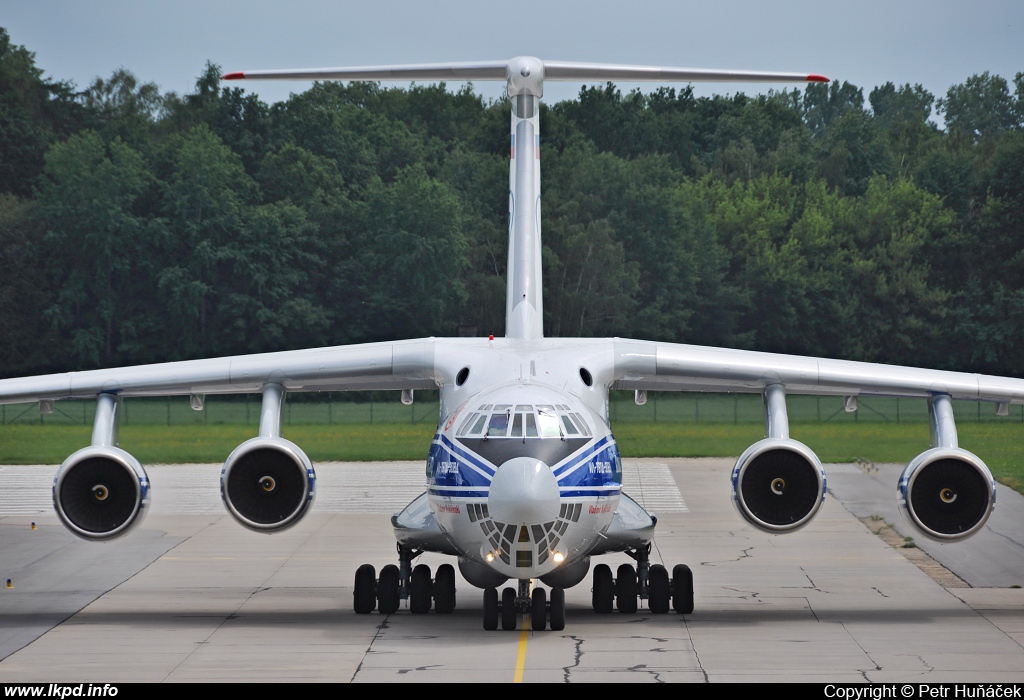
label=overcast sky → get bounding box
[4,1,1022,113]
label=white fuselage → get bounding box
[418,339,624,581]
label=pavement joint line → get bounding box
[856,516,970,588]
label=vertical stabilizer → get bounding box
[505,57,545,339]
[222,57,826,340]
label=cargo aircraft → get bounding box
[0,58,1016,632]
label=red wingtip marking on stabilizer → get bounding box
[222,72,245,81]
[806,74,830,83]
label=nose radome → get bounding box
[488,457,560,525]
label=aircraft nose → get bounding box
[488,457,560,525]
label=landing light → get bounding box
[552,551,566,564]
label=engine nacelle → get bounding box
[731,438,826,533]
[898,448,995,542]
[221,437,316,532]
[53,446,150,541]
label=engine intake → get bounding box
[221,437,316,532]
[899,448,995,542]
[732,438,825,533]
[53,446,150,541]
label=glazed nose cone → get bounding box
[488,457,560,525]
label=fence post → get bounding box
[328,395,333,425]
[896,397,900,424]
[694,394,699,424]
[653,393,658,422]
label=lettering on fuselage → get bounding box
[589,504,612,514]
[437,504,461,514]
[589,460,613,475]
[435,461,460,476]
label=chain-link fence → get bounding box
[3,391,1021,427]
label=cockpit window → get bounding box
[457,404,591,440]
[469,414,487,435]
[457,413,478,437]
[536,409,561,438]
[487,413,509,437]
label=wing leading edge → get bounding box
[0,338,440,405]
[610,338,1024,405]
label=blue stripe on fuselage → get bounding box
[428,431,622,492]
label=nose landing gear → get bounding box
[482,579,566,631]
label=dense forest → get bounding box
[1,28,1022,379]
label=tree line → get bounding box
[1,28,1022,378]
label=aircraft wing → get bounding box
[0,338,441,405]
[610,338,1024,405]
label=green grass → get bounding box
[613,422,1024,493]
[2,419,1022,494]
[0,423,438,464]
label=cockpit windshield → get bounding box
[457,404,592,439]
[454,402,595,467]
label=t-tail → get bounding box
[224,59,828,339]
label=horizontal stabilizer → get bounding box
[222,61,507,82]
[222,58,828,84]
[545,61,828,83]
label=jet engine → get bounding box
[731,438,826,533]
[221,437,316,532]
[898,447,995,542]
[53,446,150,541]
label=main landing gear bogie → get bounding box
[591,548,694,616]
[483,581,566,632]
[352,548,457,616]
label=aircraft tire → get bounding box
[501,587,517,631]
[377,565,400,614]
[353,564,376,614]
[483,588,499,630]
[434,563,456,614]
[672,564,694,614]
[648,564,670,614]
[592,564,614,613]
[549,587,566,631]
[616,564,638,614]
[410,564,432,614]
[531,587,547,631]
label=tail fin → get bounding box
[224,58,827,340]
